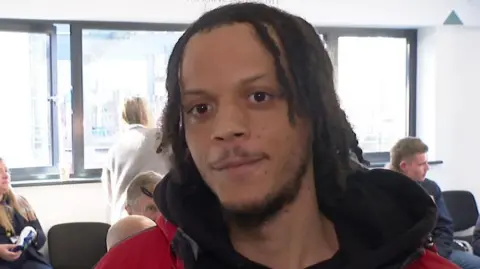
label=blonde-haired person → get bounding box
[388,137,480,269]
[121,96,154,129]
[101,96,169,224]
[124,171,162,221]
[0,158,51,269]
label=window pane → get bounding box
[337,36,408,153]
[82,30,182,169]
[0,31,52,168]
[56,24,73,171]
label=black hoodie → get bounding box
[155,168,438,269]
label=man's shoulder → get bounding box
[95,226,174,269]
[406,249,459,269]
[422,178,440,188]
[419,178,441,195]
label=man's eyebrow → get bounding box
[182,88,208,97]
[182,73,268,96]
[237,73,268,86]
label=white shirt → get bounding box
[101,124,169,224]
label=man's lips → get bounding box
[210,156,264,171]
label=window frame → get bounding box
[0,19,418,183]
[0,20,61,180]
[319,28,418,165]
[70,22,187,179]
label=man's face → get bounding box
[400,153,429,182]
[180,23,312,220]
[127,195,160,221]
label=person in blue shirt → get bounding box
[389,137,480,269]
[471,217,480,256]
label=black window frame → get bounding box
[0,21,61,180]
[70,22,187,179]
[320,28,418,165]
[0,19,418,184]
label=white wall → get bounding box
[0,0,480,27]
[2,0,480,225]
[417,26,480,201]
[15,182,106,232]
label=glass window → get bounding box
[0,22,415,180]
[336,36,409,153]
[0,31,53,168]
[81,30,183,168]
[55,24,73,170]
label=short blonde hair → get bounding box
[122,96,153,127]
[126,171,162,206]
[390,137,428,171]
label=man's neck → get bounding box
[229,168,339,269]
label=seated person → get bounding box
[0,158,51,269]
[125,171,162,221]
[389,137,480,269]
[106,215,156,251]
[471,217,480,256]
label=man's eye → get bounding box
[188,104,211,116]
[146,205,158,212]
[248,92,273,103]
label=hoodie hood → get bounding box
[154,168,437,268]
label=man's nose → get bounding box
[210,103,249,142]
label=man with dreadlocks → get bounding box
[95,3,458,269]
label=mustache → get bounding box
[208,146,269,168]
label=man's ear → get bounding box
[125,205,133,215]
[399,160,408,172]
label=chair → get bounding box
[48,222,110,269]
[442,190,479,244]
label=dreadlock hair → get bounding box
[351,132,370,167]
[158,2,366,208]
[339,109,370,167]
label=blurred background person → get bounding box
[124,171,162,221]
[388,137,480,269]
[0,158,51,269]
[101,96,169,224]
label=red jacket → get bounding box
[95,216,458,269]
[409,249,460,269]
[95,170,460,269]
[96,171,458,269]
[95,216,179,269]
